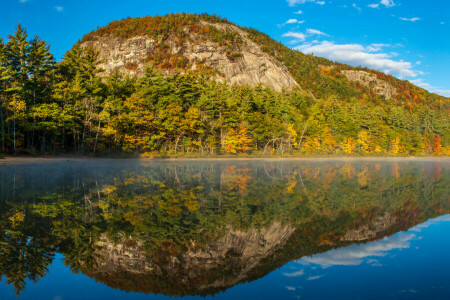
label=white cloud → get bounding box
[399,17,420,22]
[278,19,305,28]
[409,80,450,97]
[286,18,304,24]
[283,31,307,41]
[19,0,28,2]
[295,41,417,78]
[283,269,305,277]
[55,6,64,12]
[286,286,297,291]
[353,3,362,12]
[294,10,303,14]
[298,232,415,268]
[287,0,325,6]
[366,43,391,52]
[380,0,395,7]
[441,22,445,25]
[306,28,328,36]
[369,0,395,8]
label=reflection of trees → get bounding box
[0,160,448,295]
[0,226,55,295]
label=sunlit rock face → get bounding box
[89,222,295,295]
[80,22,299,92]
[341,70,397,99]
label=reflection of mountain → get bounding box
[0,160,449,296]
[90,223,295,295]
[87,210,435,296]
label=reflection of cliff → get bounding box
[340,212,397,242]
[86,212,406,296]
[89,222,295,295]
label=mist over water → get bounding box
[0,159,449,299]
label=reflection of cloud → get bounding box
[286,286,297,291]
[399,289,417,294]
[283,269,304,277]
[410,214,450,232]
[307,275,323,280]
[435,215,450,222]
[366,258,383,267]
[299,232,415,268]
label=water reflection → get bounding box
[0,159,449,297]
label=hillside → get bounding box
[0,13,449,156]
[80,13,448,109]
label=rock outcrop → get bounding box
[341,70,397,99]
[80,22,299,91]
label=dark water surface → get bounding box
[0,159,449,299]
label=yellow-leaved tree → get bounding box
[391,137,401,154]
[357,130,371,154]
[340,137,356,155]
[224,125,253,154]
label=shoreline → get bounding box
[1,155,449,164]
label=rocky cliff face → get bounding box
[80,22,299,91]
[341,70,397,99]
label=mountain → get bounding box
[1,14,448,156]
[79,13,448,107]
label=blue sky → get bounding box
[2,0,450,96]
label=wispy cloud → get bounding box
[294,10,303,14]
[380,0,395,7]
[287,0,325,7]
[55,6,64,12]
[399,17,420,22]
[295,41,417,78]
[353,3,362,12]
[298,232,415,268]
[368,0,395,9]
[278,18,305,28]
[283,31,307,41]
[306,29,328,36]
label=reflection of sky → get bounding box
[298,232,415,268]
[277,214,450,300]
[1,215,449,300]
[296,214,450,269]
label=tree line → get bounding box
[0,24,448,157]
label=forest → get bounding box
[0,15,449,157]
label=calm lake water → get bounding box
[0,159,449,299]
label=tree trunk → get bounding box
[41,133,46,154]
[93,120,101,155]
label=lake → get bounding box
[0,159,449,299]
